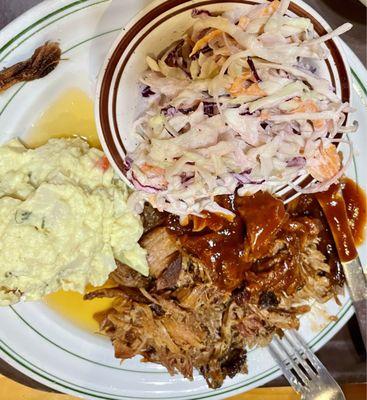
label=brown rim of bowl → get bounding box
[98,0,350,199]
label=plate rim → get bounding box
[0,1,365,399]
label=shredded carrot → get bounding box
[307,144,341,182]
[140,163,166,176]
[244,83,266,96]
[190,29,222,57]
[229,72,262,96]
[291,99,318,113]
[140,163,168,187]
[290,99,325,130]
[96,156,110,172]
[312,119,326,130]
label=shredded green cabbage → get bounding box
[127,0,354,218]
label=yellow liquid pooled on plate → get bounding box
[26,87,101,149]
[28,87,112,332]
[45,286,114,333]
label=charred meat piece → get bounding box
[156,251,182,291]
[258,291,280,309]
[140,227,179,278]
[220,348,248,379]
[84,286,150,304]
[111,261,150,288]
[141,203,167,233]
[0,42,61,92]
[84,287,126,300]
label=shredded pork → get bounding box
[0,42,61,92]
[86,193,341,388]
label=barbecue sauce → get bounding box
[235,192,286,260]
[287,194,345,285]
[316,178,366,263]
[168,181,366,293]
[168,192,304,293]
[316,185,357,262]
[342,178,366,247]
[168,195,250,291]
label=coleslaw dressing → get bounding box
[27,88,114,332]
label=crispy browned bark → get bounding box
[0,42,61,92]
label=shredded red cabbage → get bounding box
[165,39,185,68]
[123,156,133,171]
[234,171,264,185]
[141,85,155,98]
[131,171,161,193]
[178,105,199,114]
[191,9,213,18]
[286,157,306,167]
[203,102,218,117]
[162,106,177,117]
[247,57,261,82]
[180,172,195,184]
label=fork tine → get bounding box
[270,331,346,400]
[268,341,304,394]
[284,332,318,378]
[289,330,322,373]
[271,336,310,386]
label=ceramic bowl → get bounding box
[96,0,351,200]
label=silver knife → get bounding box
[342,256,367,347]
[317,186,367,348]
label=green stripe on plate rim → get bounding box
[352,69,367,97]
[0,0,110,62]
[0,0,366,398]
[0,0,89,54]
[0,300,354,400]
[0,299,354,400]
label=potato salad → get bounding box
[0,138,147,305]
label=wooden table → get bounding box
[0,0,366,398]
[1,375,367,400]
[0,376,303,400]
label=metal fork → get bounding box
[268,330,345,400]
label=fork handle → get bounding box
[353,299,367,349]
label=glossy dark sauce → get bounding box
[235,192,286,260]
[168,196,251,291]
[316,178,366,262]
[168,180,366,292]
[287,194,345,286]
[342,178,366,246]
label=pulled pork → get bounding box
[0,42,61,92]
[86,192,342,389]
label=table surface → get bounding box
[0,0,366,397]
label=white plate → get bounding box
[0,1,366,399]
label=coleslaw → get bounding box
[126,0,355,219]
